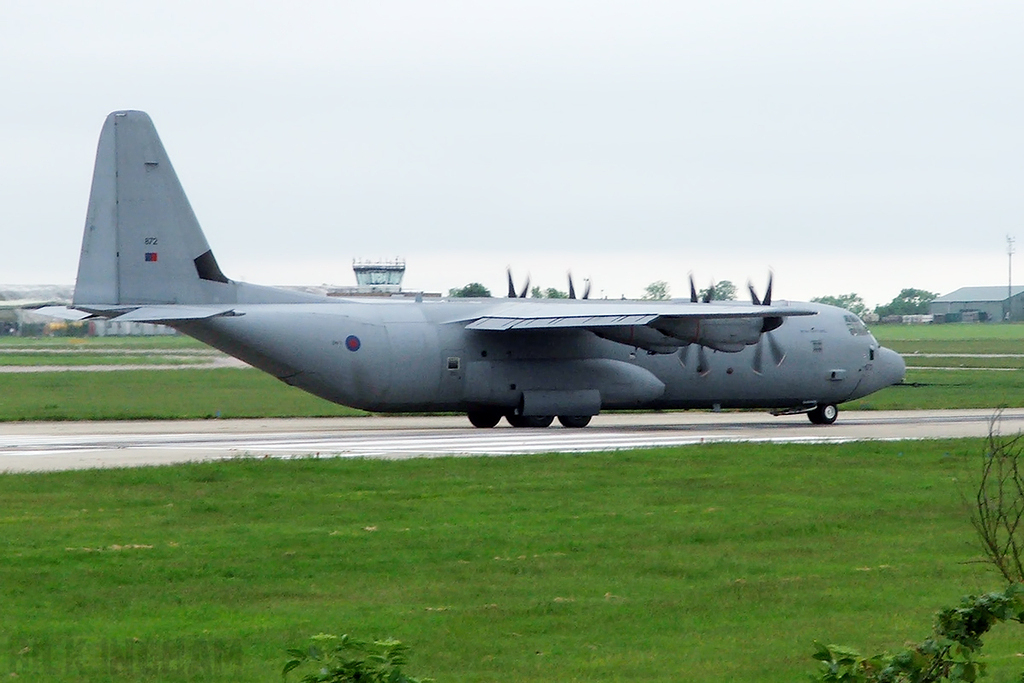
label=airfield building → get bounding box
[352,258,406,292]
[328,259,439,298]
[929,286,1024,322]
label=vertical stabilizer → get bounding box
[73,111,233,306]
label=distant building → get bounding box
[352,258,406,292]
[326,258,439,299]
[929,286,1024,322]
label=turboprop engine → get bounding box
[653,317,765,352]
[592,316,766,354]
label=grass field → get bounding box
[872,321,1024,342]
[2,439,1022,682]
[0,353,214,367]
[844,368,1024,410]
[0,335,207,348]
[0,369,364,421]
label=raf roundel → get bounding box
[345,335,361,352]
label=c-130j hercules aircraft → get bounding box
[61,111,905,428]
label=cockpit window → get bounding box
[844,314,870,336]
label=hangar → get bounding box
[929,286,1024,322]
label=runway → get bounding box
[1,408,1022,473]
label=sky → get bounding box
[1,1,1022,308]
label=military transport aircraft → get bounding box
[52,111,905,428]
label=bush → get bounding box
[283,633,431,683]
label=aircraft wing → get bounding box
[453,299,818,353]
[458,300,815,330]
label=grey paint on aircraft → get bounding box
[66,111,906,427]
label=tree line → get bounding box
[447,280,939,318]
[811,288,938,319]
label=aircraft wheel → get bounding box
[506,414,554,428]
[557,415,592,428]
[808,404,838,425]
[467,410,502,428]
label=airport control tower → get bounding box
[351,258,406,293]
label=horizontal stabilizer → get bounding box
[71,304,238,323]
[30,306,93,321]
[110,305,238,323]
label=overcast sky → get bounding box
[1,1,1022,307]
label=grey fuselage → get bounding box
[175,290,905,415]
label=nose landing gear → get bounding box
[807,403,838,425]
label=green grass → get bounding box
[0,335,206,349]
[1,440,1020,682]
[873,322,1024,355]
[846,368,1024,410]
[903,355,1024,369]
[0,354,213,366]
[872,322,1024,342]
[885,339,1024,355]
[0,368,365,420]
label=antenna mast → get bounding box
[1008,235,1016,320]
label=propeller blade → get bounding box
[689,274,698,303]
[582,279,591,300]
[767,332,785,366]
[507,268,517,298]
[752,332,786,375]
[748,281,761,306]
[568,273,576,299]
[677,345,688,368]
[763,272,773,306]
[518,275,530,298]
[702,280,715,304]
[697,346,710,375]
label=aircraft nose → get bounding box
[876,346,906,387]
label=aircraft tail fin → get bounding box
[73,111,234,307]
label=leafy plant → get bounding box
[811,585,1024,682]
[283,633,431,683]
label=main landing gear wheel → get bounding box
[557,415,592,428]
[506,414,554,428]
[808,404,838,425]
[467,410,503,428]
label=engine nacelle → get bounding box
[590,325,686,354]
[654,317,764,353]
